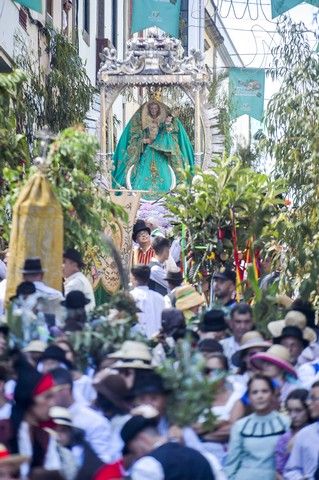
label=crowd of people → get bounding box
[0,217,318,479]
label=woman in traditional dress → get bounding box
[225,374,289,480]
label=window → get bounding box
[46,0,53,17]
[83,0,90,34]
[180,0,189,53]
[112,0,117,48]
[18,7,28,31]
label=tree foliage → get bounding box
[261,19,319,302]
[157,339,217,428]
[0,127,126,256]
[15,32,95,142]
[0,70,30,184]
[166,157,285,281]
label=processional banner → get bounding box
[229,68,265,122]
[131,0,182,38]
[14,0,42,13]
[92,192,141,298]
[5,172,63,302]
[271,0,319,17]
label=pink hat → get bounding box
[250,345,297,378]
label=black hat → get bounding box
[21,257,44,274]
[161,308,186,336]
[10,281,36,301]
[164,270,183,284]
[274,325,309,348]
[39,345,74,370]
[289,299,316,329]
[121,415,158,447]
[132,220,151,242]
[13,355,56,407]
[132,372,169,397]
[199,309,228,332]
[198,339,224,354]
[0,324,9,337]
[213,269,236,284]
[61,290,90,309]
[63,248,85,268]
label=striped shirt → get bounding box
[132,246,155,266]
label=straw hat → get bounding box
[108,341,152,363]
[231,331,271,367]
[175,285,205,311]
[268,310,316,344]
[0,444,29,467]
[112,359,153,370]
[250,344,297,377]
[23,340,47,354]
[50,406,73,428]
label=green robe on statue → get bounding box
[112,101,194,200]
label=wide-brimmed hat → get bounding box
[61,290,90,309]
[268,310,316,344]
[0,444,29,467]
[164,270,183,284]
[21,257,44,274]
[50,406,73,428]
[132,220,151,242]
[199,309,228,332]
[108,341,152,363]
[23,340,47,354]
[112,359,153,370]
[250,344,297,377]
[63,248,85,268]
[274,325,309,348]
[231,331,271,367]
[175,285,205,311]
[213,268,236,284]
[39,345,74,370]
[93,373,131,411]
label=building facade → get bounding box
[0,0,242,145]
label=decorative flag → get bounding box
[271,0,319,17]
[229,68,265,122]
[131,0,181,38]
[14,0,42,13]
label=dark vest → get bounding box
[148,261,168,296]
[149,442,215,480]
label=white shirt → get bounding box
[64,271,96,312]
[33,280,63,300]
[150,260,168,291]
[130,286,165,338]
[131,448,226,480]
[220,336,240,369]
[298,361,319,389]
[69,401,119,463]
[0,402,11,419]
[73,374,97,405]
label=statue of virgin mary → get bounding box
[112,100,194,200]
